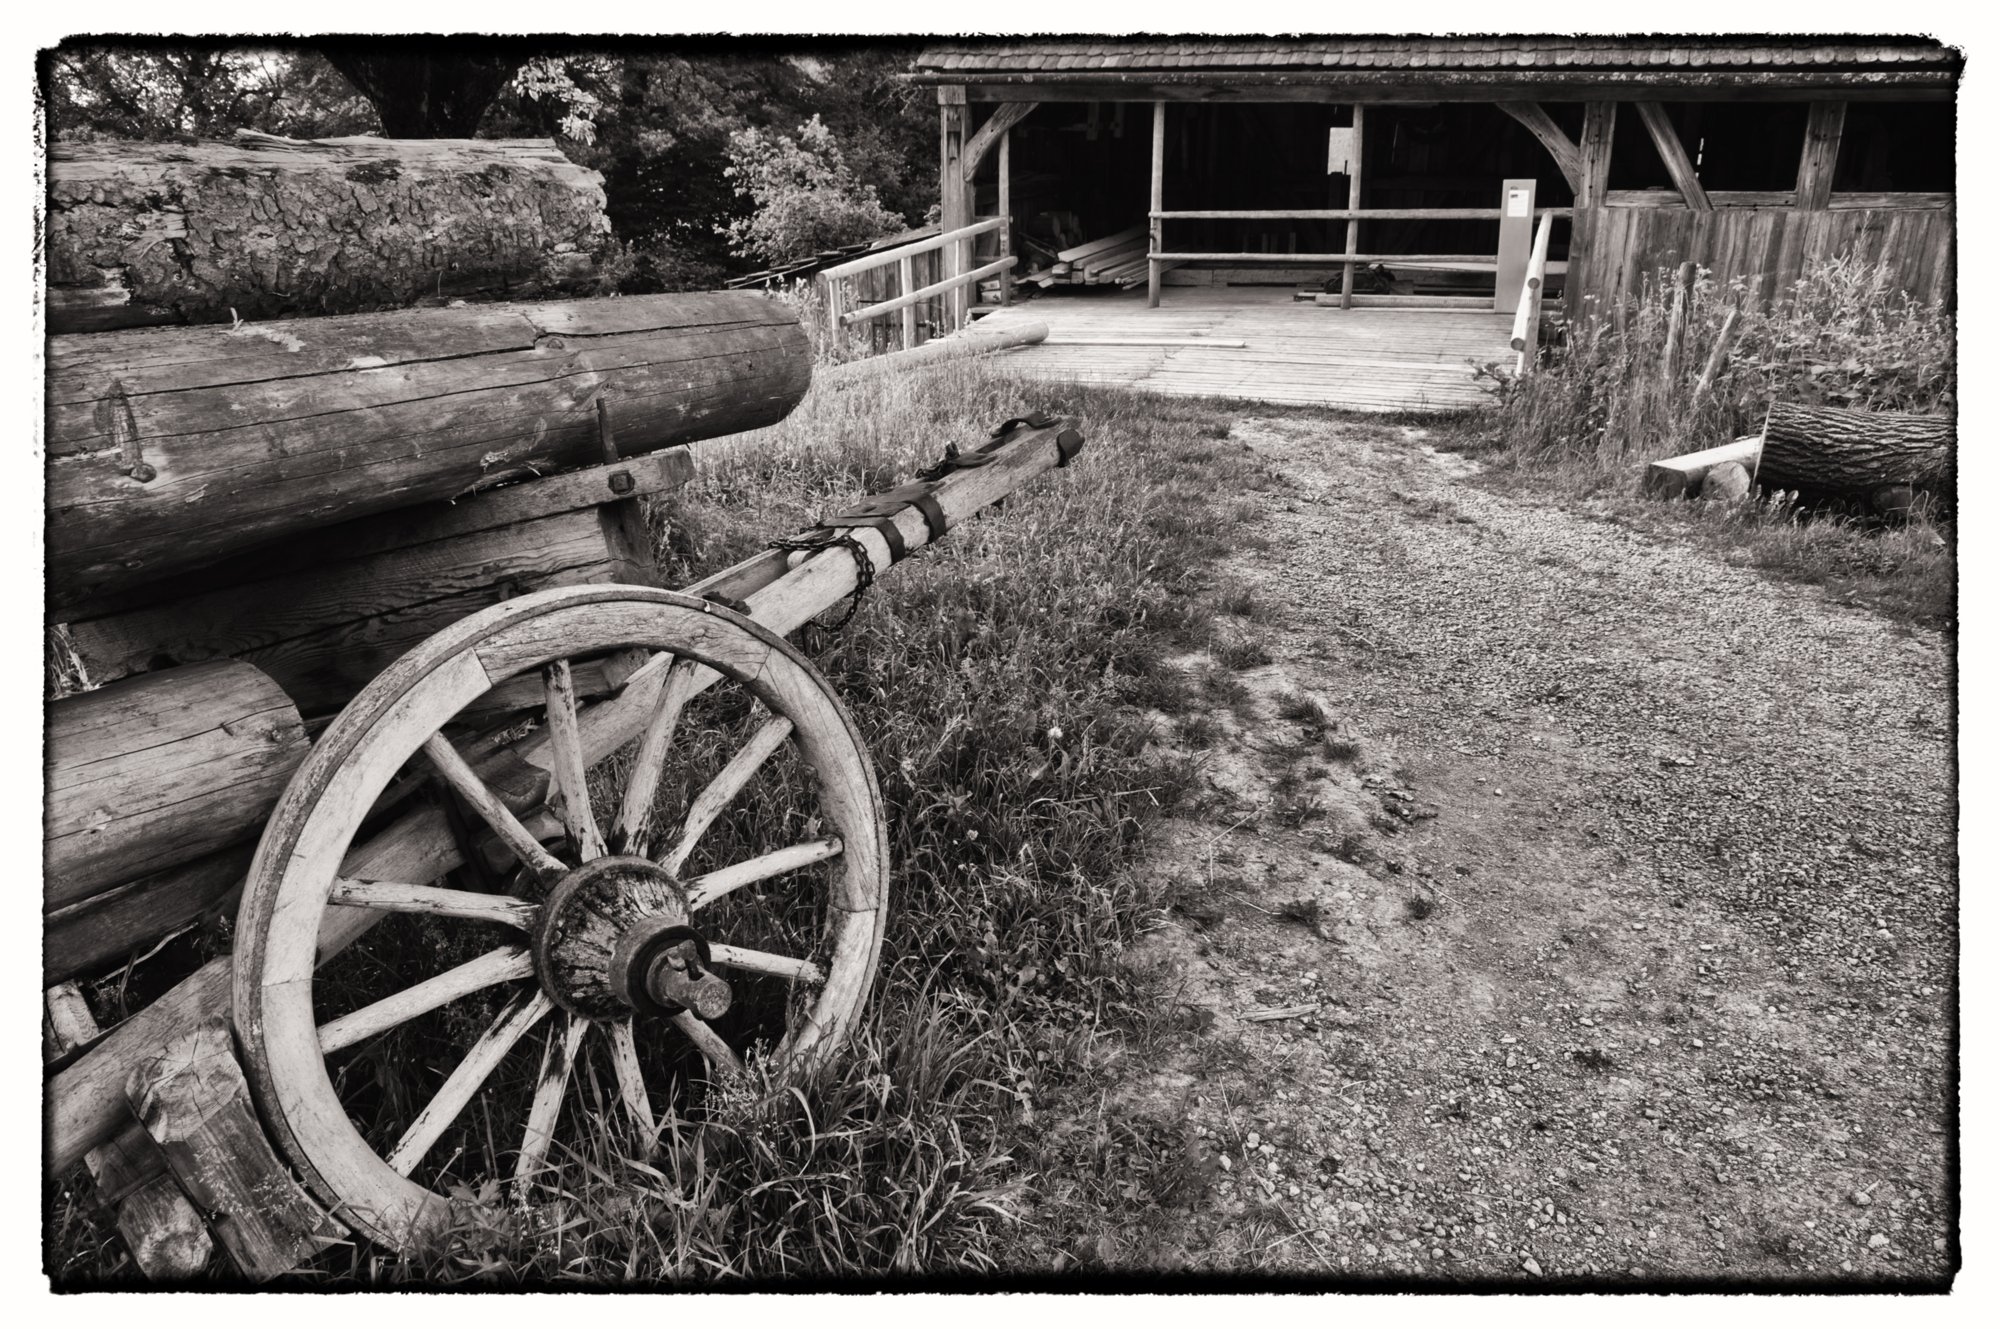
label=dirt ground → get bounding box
[1066,415,1955,1285]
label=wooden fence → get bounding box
[817,218,1012,351]
[1567,205,1954,321]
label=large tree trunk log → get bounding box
[45,292,809,609]
[45,661,308,912]
[46,133,609,334]
[1759,403,1955,496]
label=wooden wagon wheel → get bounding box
[232,585,888,1252]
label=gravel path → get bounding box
[1089,415,1954,1285]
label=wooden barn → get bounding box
[870,36,1959,410]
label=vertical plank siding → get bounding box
[1568,205,1953,322]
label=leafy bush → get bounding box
[1489,256,1955,468]
[720,115,904,266]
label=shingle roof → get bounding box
[913,36,1960,78]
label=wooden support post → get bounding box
[46,983,215,1281]
[823,274,844,350]
[1635,102,1711,211]
[1494,178,1537,315]
[1797,102,1848,211]
[1341,105,1366,309]
[898,256,918,348]
[939,88,970,331]
[126,1019,347,1280]
[1148,101,1166,308]
[1578,102,1617,208]
[998,129,1013,307]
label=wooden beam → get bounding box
[1497,103,1585,194]
[939,92,972,330]
[1635,103,1711,210]
[1578,102,1617,208]
[1148,102,1166,308]
[939,70,1959,102]
[1339,106,1366,308]
[961,102,1035,182]
[1797,101,1848,210]
[998,129,1012,306]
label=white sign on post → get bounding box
[1506,187,1533,218]
[1327,127,1357,177]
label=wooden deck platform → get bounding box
[970,288,1513,412]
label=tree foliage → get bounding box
[720,115,904,264]
[42,46,376,141]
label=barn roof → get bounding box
[911,36,1961,84]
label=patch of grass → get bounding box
[1450,256,1954,629]
[1211,635,1274,672]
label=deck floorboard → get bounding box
[967,289,1512,412]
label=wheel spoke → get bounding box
[317,945,534,1055]
[684,836,844,912]
[606,1019,657,1154]
[608,656,700,858]
[328,879,537,930]
[670,1010,744,1077]
[659,716,795,876]
[543,660,607,862]
[422,734,566,880]
[514,1013,589,1194]
[706,943,825,985]
[386,988,553,1177]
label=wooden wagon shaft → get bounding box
[47,134,609,335]
[1758,402,1954,496]
[45,661,309,911]
[46,292,808,608]
[47,416,1083,1175]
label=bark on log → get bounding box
[1759,403,1954,496]
[46,133,609,334]
[45,662,308,912]
[46,292,809,608]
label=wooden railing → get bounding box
[1510,211,1555,376]
[821,217,1012,343]
[1146,205,1573,306]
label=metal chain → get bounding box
[765,529,876,639]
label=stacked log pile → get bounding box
[44,290,812,982]
[46,291,808,607]
[47,133,610,334]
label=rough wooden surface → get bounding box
[126,1019,345,1280]
[47,134,608,334]
[45,843,253,986]
[1644,435,1765,500]
[1568,206,1954,319]
[1760,403,1954,495]
[45,661,307,910]
[45,985,214,1280]
[46,292,807,607]
[970,290,1512,411]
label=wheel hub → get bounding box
[532,856,733,1021]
